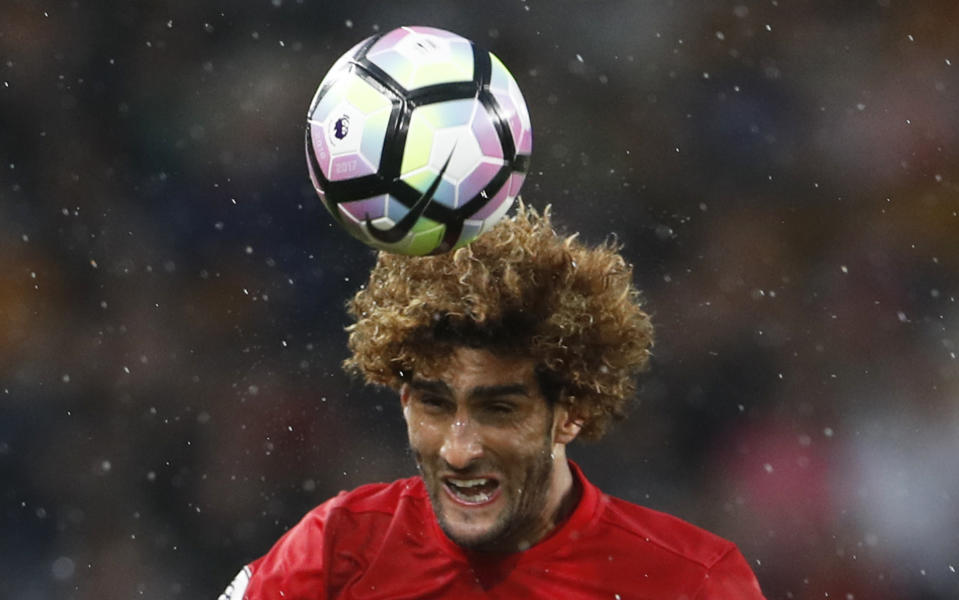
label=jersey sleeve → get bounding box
[695,545,766,600]
[218,496,341,600]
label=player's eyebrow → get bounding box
[468,384,530,400]
[409,379,451,395]
[409,380,530,400]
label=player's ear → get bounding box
[400,383,412,411]
[553,404,583,445]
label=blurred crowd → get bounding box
[1,0,957,598]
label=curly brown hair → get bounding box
[344,202,654,440]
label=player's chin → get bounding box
[441,516,507,550]
[437,491,508,545]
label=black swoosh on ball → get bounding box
[365,149,455,245]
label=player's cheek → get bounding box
[407,418,444,459]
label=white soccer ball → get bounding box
[306,26,532,255]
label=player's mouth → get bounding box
[443,477,501,506]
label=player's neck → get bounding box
[544,452,580,537]
[512,450,580,552]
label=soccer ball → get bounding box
[305,26,532,255]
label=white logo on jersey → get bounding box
[218,566,251,600]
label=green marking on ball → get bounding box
[400,118,436,177]
[405,219,446,255]
[345,76,391,114]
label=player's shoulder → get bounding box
[271,475,427,550]
[314,474,427,518]
[599,494,737,569]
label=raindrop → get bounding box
[51,557,75,580]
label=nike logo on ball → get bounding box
[365,147,455,245]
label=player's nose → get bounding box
[438,416,484,470]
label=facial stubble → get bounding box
[413,416,557,553]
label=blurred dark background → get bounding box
[2,0,958,598]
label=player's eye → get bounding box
[486,402,516,415]
[418,395,451,412]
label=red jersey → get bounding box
[220,463,765,599]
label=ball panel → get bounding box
[456,160,502,208]
[514,114,533,156]
[344,74,393,114]
[368,215,396,231]
[403,26,466,41]
[452,219,485,250]
[508,171,527,196]
[307,40,368,116]
[470,173,518,221]
[365,27,409,56]
[488,53,533,155]
[384,196,411,222]
[400,169,458,210]
[477,196,515,235]
[309,71,348,124]
[433,125,481,183]
[400,98,503,209]
[330,39,369,77]
[400,99,483,210]
[478,192,516,235]
[413,98,476,131]
[307,121,333,180]
[470,103,506,161]
[311,74,393,182]
[408,51,473,89]
[367,27,474,91]
[405,218,446,255]
[337,195,389,225]
[358,108,391,174]
[363,50,415,90]
[399,111,436,176]
[330,152,376,180]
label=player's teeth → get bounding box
[446,478,497,503]
[450,478,489,488]
[450,486,491,502]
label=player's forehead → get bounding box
[417,346,539,395]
